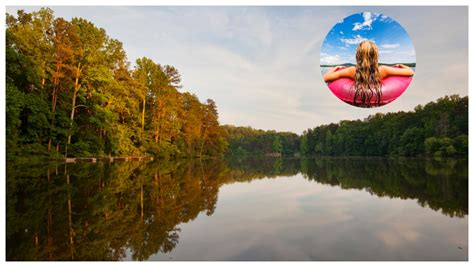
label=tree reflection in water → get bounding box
[6,157,467,260]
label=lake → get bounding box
[6,157,468,261]
[320,66,417,75]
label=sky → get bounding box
[6,6,468,134]
[320,12,416,66]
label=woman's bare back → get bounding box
[323,64,414,82]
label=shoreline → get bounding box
[60,156,155,163]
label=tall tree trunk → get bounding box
[157,99,163,143]
[48,61,62,151]
[141,95,146,135]
[154,111,159,143]
[41,61,46,90]
[65,63,82,157]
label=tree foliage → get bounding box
[299,95,468,157]
[6,9,227,159]
[222,125,300,156]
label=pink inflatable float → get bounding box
[327,67,412,106]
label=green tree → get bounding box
[272,135,282,154]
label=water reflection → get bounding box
[6,157,467,260]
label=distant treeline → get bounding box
[6,8,227,160]
[222,125,300,157]
[302,95,467,157]
[226,95,467,157]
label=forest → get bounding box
[224,96,468,157]
[222,125,300,157]
[6,9,468,160]
[6,8,227,160]
[299,95,468,157]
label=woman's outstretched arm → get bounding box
[380,64,415,78]
[323,66,356,82]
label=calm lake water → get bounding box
[320,66,417,75]
[6,157,467,261]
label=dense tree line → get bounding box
[224,95,467,157]
[222,125,300,156]
[6,8,227,159]
[299,95,468,157]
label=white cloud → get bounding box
[352,12,375,31]
[320,53,341,65]
[379,14,392,22]
[339,31,344,35]
[379,50,393,54]
[339,34,373,46]
[380,43,400,49]
[363,12,372,21]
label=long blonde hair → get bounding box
[353,41,382,107]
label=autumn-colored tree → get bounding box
[6,9,227,159]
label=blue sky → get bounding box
[6,6,468,133]
[321,12,416,65]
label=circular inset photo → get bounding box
[320,12,416,108]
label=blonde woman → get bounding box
[323,41,414,107]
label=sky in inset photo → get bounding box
[320,12,416,66]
